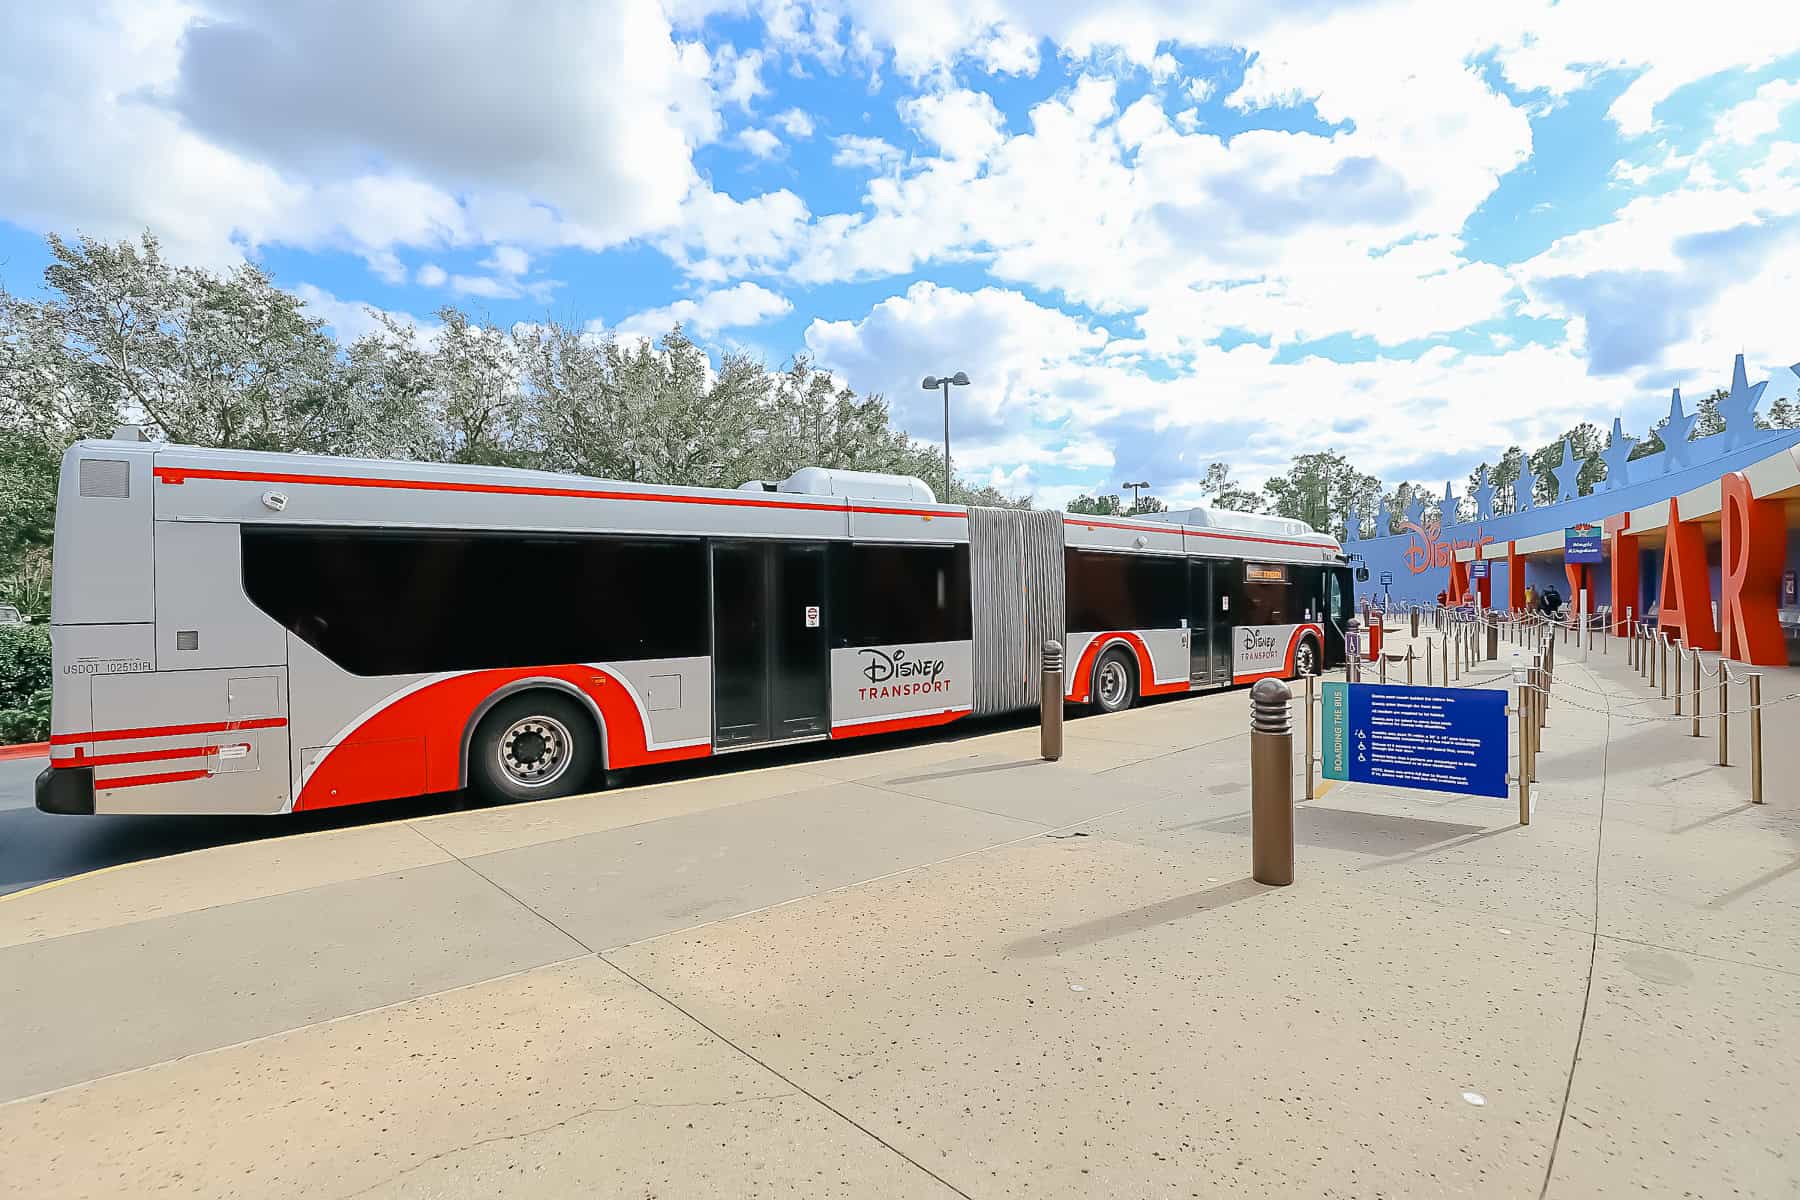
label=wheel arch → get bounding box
[459,678,608,788]
[1091,639,1140,708]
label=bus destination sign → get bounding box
[1321,682,1508,798]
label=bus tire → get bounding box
[1091,645,1138,713]
[469,692,599,804]
[1293,635,1321,678]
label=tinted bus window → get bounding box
[831,543,971,647]
[1066,550,1186,632]
[242,527,708,676]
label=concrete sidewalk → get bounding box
[2,643,1796,1198]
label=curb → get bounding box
[0,742,48,761]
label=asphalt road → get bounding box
[0,707,1049,898]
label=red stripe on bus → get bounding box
[829,708,971,739]
[96,769,211,791]
[153,466,965,521]
[1062,516,1335,551]
[1065,633,1188,703]
[50,717,286,746]
[57,744,222,768]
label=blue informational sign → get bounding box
[1470,559,1489,578]
[1564,523,1603,564]
[1321,683,1510,798]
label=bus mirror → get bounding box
[1356,567,1370,582]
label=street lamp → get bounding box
[1123,480,1150,511]
[920,372,969,502]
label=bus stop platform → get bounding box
[3,646,1798,1198]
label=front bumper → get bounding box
[36,765,95,815]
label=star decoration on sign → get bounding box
[1473,465,1495,519]
[1440,481,1459,526]
[1402,493,1424,530]
[1658,387,1697,471]
[1547,437,1579,503]
[1344,504,1361,542]
[1514,456,1537,511]
[1374,498,1392,535]
[1719,353,1768,447]
[1597,418,1636,491]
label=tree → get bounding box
[1126,495,1167,516]
[1066,493,1125,515]
[1527,423,1604,499]
[1762,395,1799,429]
[1196,462,1265,512]
[1694,389,1727,438]
[1263,450,1378,540]
[1466,446,1524,513]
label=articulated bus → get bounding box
[36,435,1352,816]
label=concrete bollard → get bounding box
[1410,609,1420,638]
[1040,640,1064,762]
[1250,679,1295,887]
[1750,674,1764,805]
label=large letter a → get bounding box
[1657,497,1718,651]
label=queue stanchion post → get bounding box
[1750,673,1764,805]
[1673,637,1683,715]
[1690,648,1702,738]
[1719,670,1730,768]
[1303,672,1316,802]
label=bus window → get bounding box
[243,527,709,675]
[1066,550,1185,632]
[830,543,971,648]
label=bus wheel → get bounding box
[1092,647,1138,713]
[1293,636,1320,678]
[470,692,598,804]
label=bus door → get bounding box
[1187,560,1231,686]
[711,542,831,748]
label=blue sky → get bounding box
[2,2,1799,508]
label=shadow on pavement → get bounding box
[0,707,1051,897]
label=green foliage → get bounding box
[1066,493,1125,515]
[0,624,51,742]
[1263,450,1378,540]
[1196,462,1265,513]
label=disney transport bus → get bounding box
[36,434,1352,816]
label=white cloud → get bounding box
[618,281,793,336]
[1491,1,1800,135]
[803,281,1630,498]
[294,282,429,342]
[1185,76,1216,104]
[0,0,726,265]
[481,245,530,275]
[831,134,903,170]
[772,107,816,137]
[1712,78,1800,145]
[736,127,783,158]
[899,88,1007,162]
[712,44,767,110]
[416,262,448,287]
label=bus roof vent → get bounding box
[772,467,938,504]
[1143,505,1328,540]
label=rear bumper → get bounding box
[36,765,95,815]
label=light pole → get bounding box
[1123,480,1149,512]
[921,372,969,502]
